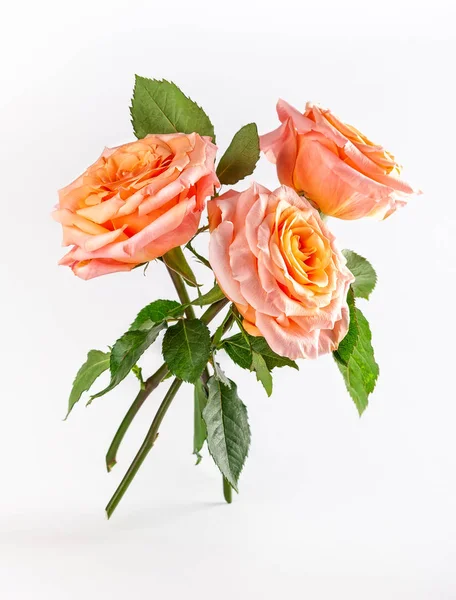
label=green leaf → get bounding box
[162,247,200,288]
[213,361,231,388]
[249,336,298,371]
[222,332,298,371]
[343,250,377,300]
[191,283,226,307]
[129,299,183,331]
[186,239,212,269]
[131,364,145,389]
[193,379,208,464]
[216,123,260,185]
[212,310,235,347]
[66,350,110,417]
[203,377,251,490]
[91,324,165,400]
[334,308,379,415]
[131,76,215,140]
[162,319,211,383]
[222,333,252,370]
[333,289,358,365]
[251,352,273,396]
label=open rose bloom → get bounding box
[208,184,354,360]
[261,100,420,219]
[53,133,218,279]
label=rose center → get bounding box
[89,143,175,205]
[278,211,331,288]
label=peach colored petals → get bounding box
[208,184,354,360]
[260,100,421,220]
[53,133,219,279]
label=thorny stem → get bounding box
[105,363,170,472]
[105,301,230,476]
[105,378,183,519]
[105,259,230,517]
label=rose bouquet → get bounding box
[54,76,419,517]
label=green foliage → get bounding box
[334,307,379,415]
[131,364,145,389]
[334,289,358,364]
[222,332,298,371]
[203,377,251,490]
[91,324,165,400]
[162,319,211,383]
[212,310,235,347]
[251,352,273,396]
[343,250,377,300]
[186,239,212,269]
[222,333,252,369]
[162,247,200,287]
[216,123,260,185]
[193,379,208,464]
[249,336,298,370]
[66,350,110,417]
[191,283,226,307]
[129,300,183,331]
[131,76,215,140]
[213,361,231,388]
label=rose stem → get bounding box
[164,246,229,326]
[164,251,230,327]
[104,299,230,473]
[165,264,196,320]
[166,259,235,503]
[200,298,229,324]
[201,299,229,324]
[223,477,232,504]
[106,254,195,473]
[105,362,169,472]
[105,275,230,517]
[105,377,183,519]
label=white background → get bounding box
[1,1,455,598]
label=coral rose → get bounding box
[53,133,218,279]
[208,184,354,360]
[261,100,420,220]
